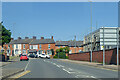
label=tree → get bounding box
[51,49,54,55]
[63,46,70,53]
[0,22,11,47]
[54,46,70,59]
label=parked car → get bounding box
[29,54,35,58]
[20,54,29,61]
[19,54,22,57]
[35,54,38,58]
[46,54,50,59]
[38,53,50,59]
[40,54,46,58]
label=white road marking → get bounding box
[44,60,97,79]
[25,59,30,71]
[91,76,96,78]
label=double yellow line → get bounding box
[13,70,31,79]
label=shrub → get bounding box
[65,56,69,59]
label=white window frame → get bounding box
[16,44,18,49]
[48,44,50,49]
[23,44,25,49]
[40,44,42,49]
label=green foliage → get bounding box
[65,56,69,59]
[55,46,69,59]
[54,52,68,59]
[0,23,11,46]
[53,55,58,58]
[51,49,54,55]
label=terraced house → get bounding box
[4,36,55,56]
[29,36,55,56]
[55,41,83,54]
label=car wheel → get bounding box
[20,59,22,61]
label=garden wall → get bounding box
[69,48,120,65]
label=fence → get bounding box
[69,48,120,65]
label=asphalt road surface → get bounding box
[15,58,118,79]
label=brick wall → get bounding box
[69,48,120,65]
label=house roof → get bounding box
[55,41,83,47]
[30,39,55,44]
[68,41,83,47]
[55,41,70,46]
[9,39,33,44]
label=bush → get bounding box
[53,56,58,58]
[54,52,67,59]
[65,56,69,59]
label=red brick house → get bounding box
[29,36,55,57]
[55,41,83,55]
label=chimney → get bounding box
[25,37,29,39]
[11,38,14,41]
[18,37,21,40]
[33,36,36,39]
[51,36,53,39]
[41,37,44,39]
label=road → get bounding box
[10,58,118,79]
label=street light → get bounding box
[89,0,93,62]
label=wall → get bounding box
[69,48,120,65]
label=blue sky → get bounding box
[2,2,118,41]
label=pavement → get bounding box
[0,57,19,67]
[59,59,118,71]
[10,58,118,79]
[0,57,28,79]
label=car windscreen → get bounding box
[22,55,27,56]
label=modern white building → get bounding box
[83,27,120,52]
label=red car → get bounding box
[20,54,29,61]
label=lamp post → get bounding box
[117,27,119,66]
[89,0,93,62]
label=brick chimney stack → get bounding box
[51,36,53,39]
[33,36,36,39]
[11,38,14,41]
[41,37,44,40]
[18,37,21,40]
[25,37,29,39]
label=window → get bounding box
[69,50,72,54]
[63,46,65,47]
[47,50,52,55]
[40,44,41,49]
[8,45,10,49]
[79,50,82,52]
[23,44,25,49]
[12,45,14,48]
[16,44,18,49]
[33,45,38,49]
[48,44,50,49]
[30,45,33,49]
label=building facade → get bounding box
[4,36,55,56]
[83,27,120,52]
[55,41,83,54]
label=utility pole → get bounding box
[89,0,93,62]
[103,27,105,65]
[117,27,119,66]
[75,35,76,53]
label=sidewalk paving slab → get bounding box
[60,59,118,70]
